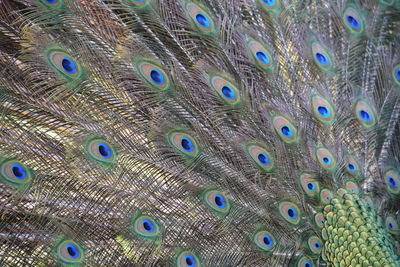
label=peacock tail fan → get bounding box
[0,0,399,266]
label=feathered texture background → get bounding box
[0,0,399,266]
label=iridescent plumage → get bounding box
[0,0,399,266]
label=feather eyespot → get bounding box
[185,2,215,34]
[299,173,320,197]
[55,239,84,264]
[392,63,400,87]
[345,181,359,194]
[310,95,335,124]
[385,215,398,234]
[320,189,333,205]
[296,256,314,267]
[39,0,63,8]
[272,116,298,143]
[343,7,364,34]
[210,75,240,105]
[131,214,161,240]
[203,189,231,215]
[136,60,171,91]
[355,100,376,128]
[254,231,276,252]
[247,39,274,71]
[0,160,32,186]
[316,147,336,171]
[384,169,399,195]
[85,139,116,164]
[344,155,360,176]
[279,201,301,225]
[311,42,333,71]
[307,236,323,254]
[314,213,325,228]
[246,144,274,171]
[175,250,200,267]
[130,0,150,8]
[168,131,199,157]
[46,48,83,79]
[258,0,281,13]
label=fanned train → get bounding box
[0,0,399,266]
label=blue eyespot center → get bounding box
[181,137,194,152]
[214,194,225,208]
[61,57,77,74]
[396,69,400,81]
[389,222,393,230]
[322,157,330,165]
[150,69,164,85]
[46,0,57,3]
[263,234,272,247]
[262,0,275,7]
[11,164,26,180]
[98,143,111,159]
[388,176,397,188]
[359,110,371,122]
[307,182,315,191]
[315,242,320,249]
[142,220,154,232]
[195,13,210,28]
[321,220,325,224]
[257,152,270,166]
[280,126,292,138]
[315,53,328,66]
[185,255,195,267]
[66,244,79,259]
[348,163,355,171]
[346,15,360,30]
[256,51,270,65]
[317,106,329,118]
[305,261,312,267]
[287,207,296,219]
[221,86,235,99]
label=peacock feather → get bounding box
[0,0,399,266]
